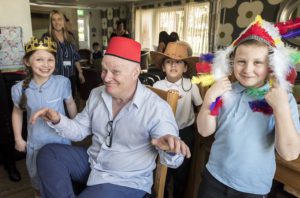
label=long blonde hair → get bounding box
[48,10,74,44]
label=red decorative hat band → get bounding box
[105,37,141,63]
[233,23,275,47]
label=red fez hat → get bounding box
[105,37,141,63]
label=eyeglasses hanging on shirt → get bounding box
[106,120,113,147]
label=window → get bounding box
[78,19,85,42]
[135,2,210,56]
[77,9,90,49]
[156,7,184,39]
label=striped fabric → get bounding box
[55,42,80,77]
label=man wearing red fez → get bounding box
[31,37,190,198]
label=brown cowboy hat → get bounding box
[150,41,199,77]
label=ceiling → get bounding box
[29,0,153,8]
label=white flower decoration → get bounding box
[237,1,263,28]
[102,36,108,47]
[107,27,113,37]
[102,18,107,29]
[221,0,237,9]
[107,8,113,20]
[120,6,127,19]
[218,23,233,47]
[267,0,282,5]
[113,17,119,29]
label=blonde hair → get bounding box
[49,10,74,44]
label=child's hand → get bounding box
[78,72,85,84]
[15,139,26,152]
[205,77,232,104]
[265,80,289,111]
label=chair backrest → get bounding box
[79,68,103,100]
[147,86,179,198]
[78,49,92,64]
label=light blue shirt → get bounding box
[11,75,72,148]
[49,81,184,193]
[207,82,300,194]
[11,75,72,189]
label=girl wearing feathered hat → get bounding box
[151,41,203,198]
[11,37,77,198]
[197,15,300,197]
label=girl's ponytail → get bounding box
[19,68,33,111]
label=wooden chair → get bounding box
[184,83,214,198]
[147,86,179,198]
[78,49,92,65]
[274,154,300,197]
[79,68,103,101]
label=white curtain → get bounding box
[135,9,155,50]
[135,2,210,55]
[184,2,210,55]
[155,6,184,45]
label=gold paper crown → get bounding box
[25,36,57,53]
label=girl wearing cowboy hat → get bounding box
[151,41,203,198]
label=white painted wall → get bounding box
[0,0,32,44]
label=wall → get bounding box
[30,5,79,47]
[99,6,129,49]
[89,10,102,49]
[0,0,32,43]
[217,0,283,47]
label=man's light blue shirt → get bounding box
[49,81,184,193]
[207,82,300,195]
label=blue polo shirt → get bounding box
[206,82,300,194]
[11,75,72,148]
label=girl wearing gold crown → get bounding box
[196,16,300,197]
[11,37,77,198]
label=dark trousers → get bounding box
[36,143,147,198]
[0,144,16,168]
[0,73,24,168]
[165,125,195,198]
[198,168,267,198]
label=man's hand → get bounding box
[151,134,191,158]
[30,108,60,125]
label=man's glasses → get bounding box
[105,120,113,147]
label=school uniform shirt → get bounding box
[48,81,184,193]
[206,82,300,195]
[11,75,72,188]
[153,77,202,129]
